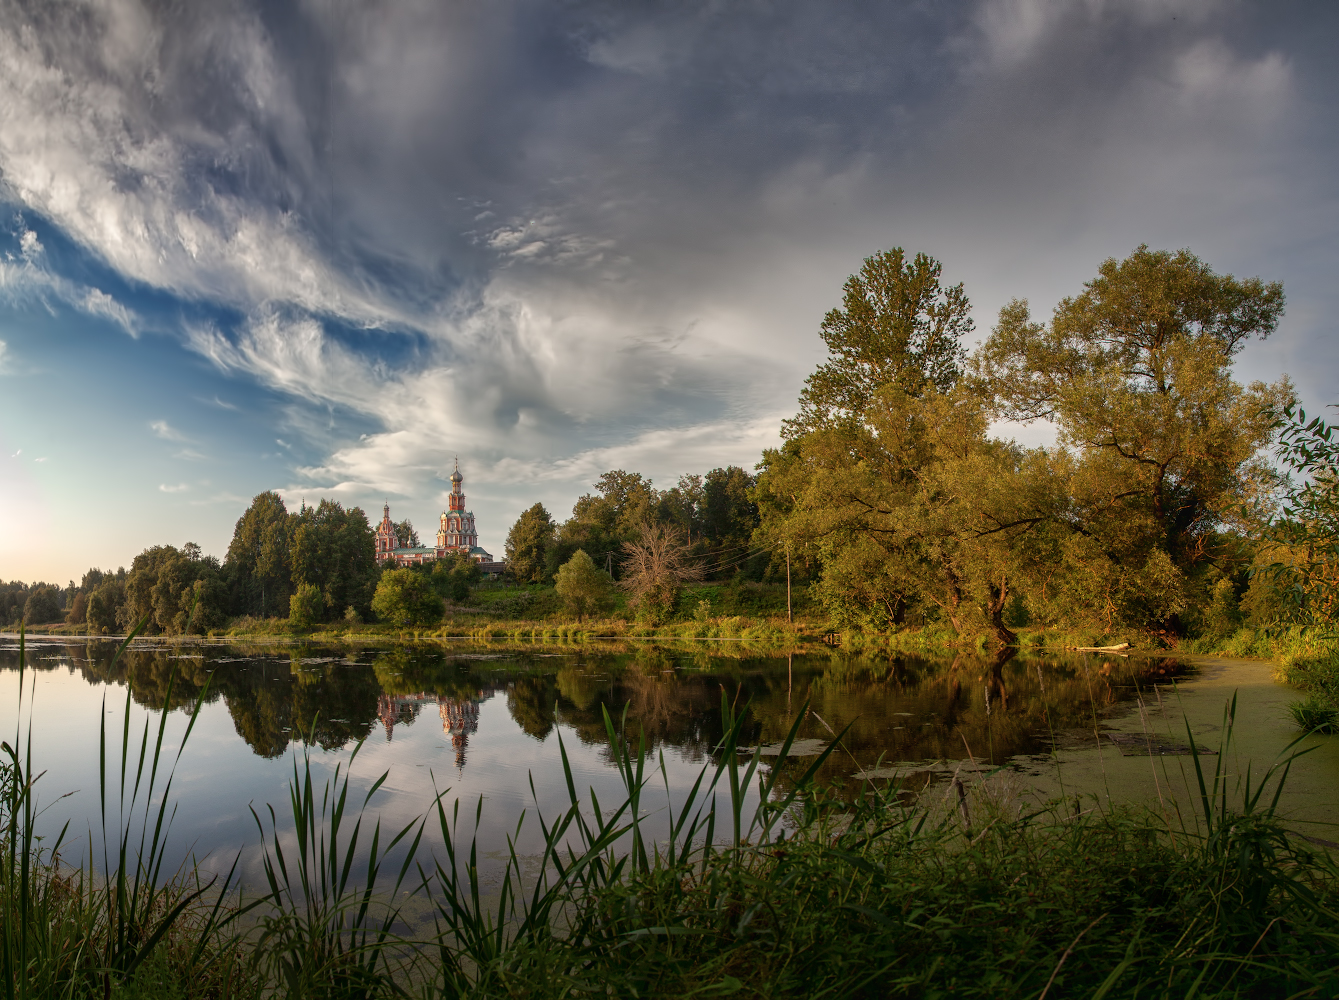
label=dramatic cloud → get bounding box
[0,0,1334,578]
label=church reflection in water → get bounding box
[4,639,1197,801]
[376,689,491,770]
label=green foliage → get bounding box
[977,245,1291,630]
[119,544,224,635]
[289,582,324,629]
[1258,403,1339,624]
[223,492,377,624]
[393,518,419,548]
[289,499,379,621]
[1201,577,1244,642]
[432,551,482,602]
[505,502,556,584]
[1288,695,1338,734]
[86,578,126,633]
[370,568,442,626]
[756,245,1296,642]
[225,491,293,617]
[786,247,971,436]
[554,549,615,622]
[20,586,61,625]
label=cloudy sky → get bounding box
[1,0,1335,583]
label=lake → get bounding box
[3,635,1336,889]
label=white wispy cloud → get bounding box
[158,483,190,493]
[0,0,1330,572]
[0,234,140,336]
[150,420,187,441]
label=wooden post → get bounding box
[786,543,792,623]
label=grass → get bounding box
[4,626,1339,997]
[1,622,259,999]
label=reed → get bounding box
[247,732,427,996]
[4,626,1338,997]
[1,622,255,999]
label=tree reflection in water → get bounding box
[2,639,1193,792]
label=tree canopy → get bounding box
[786,248,971,437]
[554,550,614,622]
[756,244,1295,642]
[505,503,556,584]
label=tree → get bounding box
[394,519,419,548]
[290,583,325,630]
[371,568,442,626]
[433,552,482,602]
[1257,403,1339,623]
[66,591,88,625]
[177,574,227,634]
[619,524,703,621]
[290,499,379,622]
[505,503,556,584]
[786,248,971,437]
[86,579,125,633]
[977,245,1292,630]
[554,550,614,622]
[552,471,660,577]
[22,586,61,625]
[120,544,224,634]
[226,491,293,617]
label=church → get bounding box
[374,460,501,572]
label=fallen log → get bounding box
[1069,642,1131,652]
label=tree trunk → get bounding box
[988,646,1017,710]
[942,568,965,633]
[985,576,1017,647]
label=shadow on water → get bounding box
[1,636,1192,783]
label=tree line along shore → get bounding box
[3,243,1339,997]
[6,244,1337,715]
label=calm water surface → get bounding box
[4,636,1318,886]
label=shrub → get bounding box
[371,568,442,626]
[289,582,325,629]
[555,550,614,622]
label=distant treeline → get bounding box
[504,466,764,587]
[10,245,1335,643]
[4,497,385,633]
[506,244,1337,643]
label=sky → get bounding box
[1,0,1336,584]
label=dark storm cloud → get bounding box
[1,0,1334,563]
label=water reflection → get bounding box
[1,637,1193,785]
[375,690,488,771]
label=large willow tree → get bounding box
[976,245,1292,631]
[759,245,1293,641]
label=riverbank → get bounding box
[4,629,1338,997]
